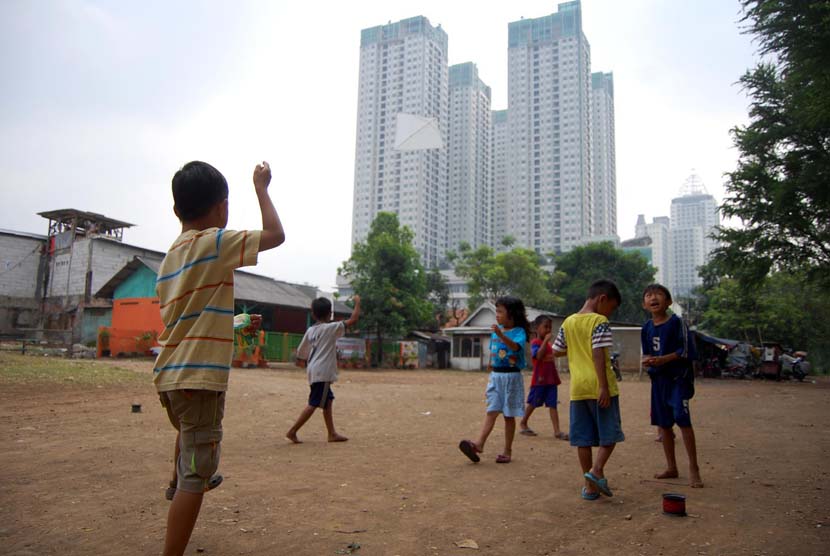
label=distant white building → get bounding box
[448,62,492,252]
[351,16,449,268]
[669,174,720,296]
[490,109,509,250]
[634,214,671,286]
[505,2,594,254]
[591,71,616,237]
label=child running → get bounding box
[459,296,530,464]
[519,314,568,440]
[286,295,361,443]
[641,283,703,488]
[552,280,624,500]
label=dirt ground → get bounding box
[1,355,828,556]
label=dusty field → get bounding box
[1,353,828,556]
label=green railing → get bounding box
[369,341,399,366]
[254,334,402,365]
[259,332,305,362]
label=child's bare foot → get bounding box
[654,469,679,479]
[286,431,302,444]
[689,468,704,488]
[328,434,348,442]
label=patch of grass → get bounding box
[0,353,147,386]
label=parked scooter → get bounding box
[783,356,807,381]
[780,352,809,381]
[611,351,622,381]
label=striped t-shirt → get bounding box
[153,228,261,392]
[553,312,619,401]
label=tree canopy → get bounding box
[424,267,449,331]
[692,263,830,370]
[449,243,559,310]
[551,242,656,323]
[340,212,432,363]
[712,0,830,288]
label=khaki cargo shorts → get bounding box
[159,389,225,494]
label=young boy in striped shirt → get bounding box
[154,160,285,556]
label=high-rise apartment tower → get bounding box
[352,17,449,267]
[448,62,492,251]
[506,1,593,254]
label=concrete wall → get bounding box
[45,237,163,299]
[0,234,45,298]
[0,233,48,334]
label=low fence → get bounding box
[93,328,415,368]
[261,332,305,362]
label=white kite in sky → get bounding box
[394,113,443,151]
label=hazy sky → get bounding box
[0,0,757,290]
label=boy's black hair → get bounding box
[533,314,553,327]
[495,296,531,336]
[587,279,622,305]
[643,283,673,303]
[172,161,229,222]
[311,297,332,320]
[532,314,553,337]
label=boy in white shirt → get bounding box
[286,295,360,443]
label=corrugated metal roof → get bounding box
[37,209,134,229]
[0,228,47,241]
[233,270,310,308]
[459,302,563,327]
[95,257,315,309]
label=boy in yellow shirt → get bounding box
[553,280,624,500]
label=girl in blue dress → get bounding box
[459,296,530,464]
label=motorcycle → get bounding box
[782,355,808,381]
[781,352,810,382]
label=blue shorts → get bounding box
[569,397,625,447]
[485,370,525,418]
[309,382,334,409]
[651,374,692,428]
[526,385,559,408]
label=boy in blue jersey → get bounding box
[641,284,703,488]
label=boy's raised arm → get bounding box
[253,161,286,251]
[345,295,361,328]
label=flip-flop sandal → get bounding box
[165,474,224,501]
[519,428,537,436]
[584,471,613,497]
[581,487,600,500]
[555,432,570,441]
[458,440,481,463]
[495,454,512,463]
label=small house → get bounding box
[444,302,642,373]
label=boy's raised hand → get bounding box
[253,161,271,190]
[253,160,285,251]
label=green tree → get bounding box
[713,0,830,287]
[452,243,559,310]
[340,213,432,365]
[551,242,656,323]
[424,267,449,331]
[699,270,830,371]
